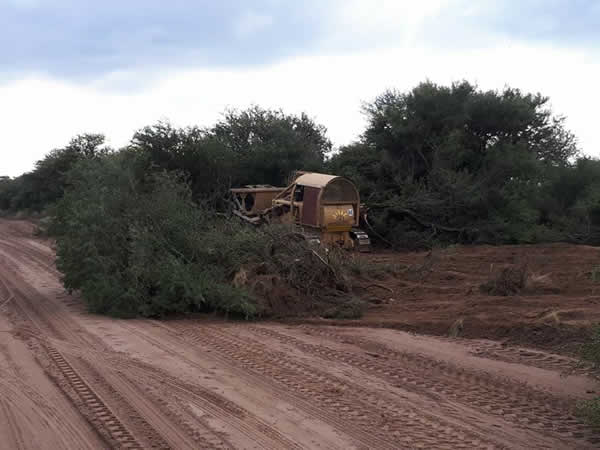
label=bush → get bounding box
[51,152,254,317]
[480,264,529,296]
[578,326,600,428]
[582,326,600,367]
[50,151,360,319]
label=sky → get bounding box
[1,0,599,176]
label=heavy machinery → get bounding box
[231,172,371,251]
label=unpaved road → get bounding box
[0,219,599,449]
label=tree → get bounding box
[212,106,330,186]
[130,122,234,205]
[130,108,331,204]
[329,81,581,246]
[0,134,108,212]
[50,151,257,317]
[362,81,577,181]
[50,149,360,319]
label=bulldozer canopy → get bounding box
[294,173,338,189]
[295,173,359,205]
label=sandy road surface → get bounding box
[0,219,599,449]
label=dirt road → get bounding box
[0,219,599,449]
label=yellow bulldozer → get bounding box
[231,172,371,251]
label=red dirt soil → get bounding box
[302,244,600,355]
[0,218,599,449]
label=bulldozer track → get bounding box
[0,265,169,448]
[43,344,144,449]
[465,341,593,374]
[117,323,307,450]
[0,274,147,448]
[159,321,497,449]
[276,325,600,444]
[0,237,317,449]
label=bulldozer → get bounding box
[231,172,371,251]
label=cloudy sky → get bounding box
[1,0,599,176]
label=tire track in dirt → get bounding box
[0,399,27,450]
[0,337,105,450]
[80,347,266,449]
[211,324,593,449]
[464,341,593,374]
[46,339,233,450]
[274,325,600,446]
[150,321,497,449]
[0,259,186,448]
[117,323,306,450]
[0,237,304,449]
[405,333,594,375]
[1,273,152,449]
[2,297,230,448]
[43,343,145,449]
[0,237,61,277]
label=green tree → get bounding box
[50,150,257,318]
[130,122,234,205]
[50,149,359,319]
[0,134,108,212]
[212,106,329,186]
[329,81,581,246]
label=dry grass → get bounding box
[480,263,529,296]
[448,317,464,337]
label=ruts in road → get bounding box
[0,219,598,449]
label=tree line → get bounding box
[1,80,598,426]
[3,81,599,249]
[1,80,599,317]
[1,80,600,320]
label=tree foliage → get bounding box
[0,134,108,212]
[50,152,261,317]
[128,107,329,207]
[49,149,356,318]
[329,81,592,247]
[0,88,599,318]
[212,106,329,185]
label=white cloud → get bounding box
[1,41,598,177]
[4,0,41,8]
[233,11,273,38]
[337,0,453,31]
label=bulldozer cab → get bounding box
[280,173,360,231]
[230,172,370,250]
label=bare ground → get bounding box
[310,244,600,354]
[0,218,599,449]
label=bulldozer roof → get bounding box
[294,172,340,188]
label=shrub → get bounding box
[50,152,361,319]
[51,152,256,317]
[480,264,529,296]
[591,266,600,283]
[578,326,600,428]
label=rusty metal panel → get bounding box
[301,186,320,226]
[323,205,354,231]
